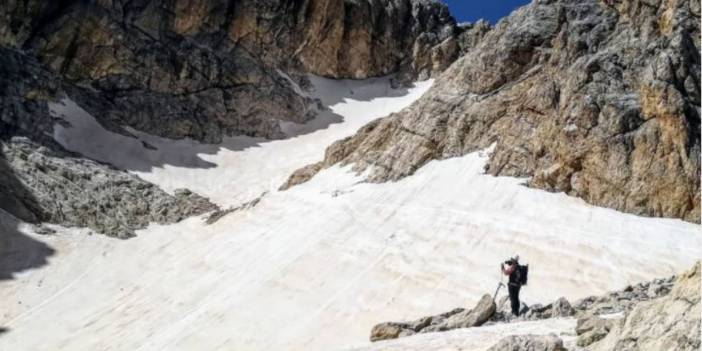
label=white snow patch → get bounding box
[49,76,431,207]
[599,312,625,319]
[0,76,698,351]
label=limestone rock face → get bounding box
[0,48,217,238]
[588,261,701,351]
[486,334,567,351]
[2,137,217,239]
[284,0,701,222]
[0,0,487,142]
[0,1,484,236]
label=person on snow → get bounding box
[501,257,523,316]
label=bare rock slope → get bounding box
[0,0,486,236]
[0,48,217,238]
[1,0,488,141]
[366,262,699,350]
[284,0,701,222]
[369,272,678,343]
[586,261,701,351]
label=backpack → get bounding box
[517,264,528,286]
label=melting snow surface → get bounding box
[50,76,429,207]
[0,76,699,351]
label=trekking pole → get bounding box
[492,281,504,302]
[493,263,504,302]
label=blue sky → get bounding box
[441,0,531,24]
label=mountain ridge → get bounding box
[283,0,701,222]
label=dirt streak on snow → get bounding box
[0,77,699,351]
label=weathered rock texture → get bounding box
[1,137,217,239]
[489,274,676,324]
[587,261,701,351]
[486,334,567,351]
[576,316,615,347]
[370,294,495,341]
[283,0,701,222]
[0,0,488,142]
[1,1,486,236]
[1,48,217,238]
[369,272,682,343]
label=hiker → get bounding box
[501,257,523,316]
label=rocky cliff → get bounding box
[283,0,701,222]
[1,0,486,141]
[0,0,480,236]
[0,48,217,238]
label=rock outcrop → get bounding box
[587,261,701,351]
[1,1,486,236]
[2,137,217,239]
[1,48,217,238]
[283,0,701,223]
[486,334,567,351]
[370,294,495,341]
[369,271,684,343]
[490,275,676,323]
[1,0,488,142]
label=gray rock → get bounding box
[283,0,701,223]
[647,283,664,298]
[32,224,56,236]
[551,297,575,317]
[1,136,217,238]
[442,294,496,329]
[0,48,218,238]
[366,268,693,346]
[1,0,490,143]
[587,262,701,351]
[486,334,567,351]
[369,322,410,342]
[369,295,495,341]
[575,316,614,347]
[572,274,677,317]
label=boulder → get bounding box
[551,297,575,317]
[370,295,495,341]
[486,334,567,351]
[369,322,410,342]
[575,316,614,347]
[443,294,496,329]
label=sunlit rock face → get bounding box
[0,0,487,141]
[0,0,484,234]
[588,262,701,351]
[285,0,701,222]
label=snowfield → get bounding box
[50,76,431,208]
[0,77,700,351]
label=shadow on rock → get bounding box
[50,75,412,174]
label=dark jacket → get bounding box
[507,265,522,287]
